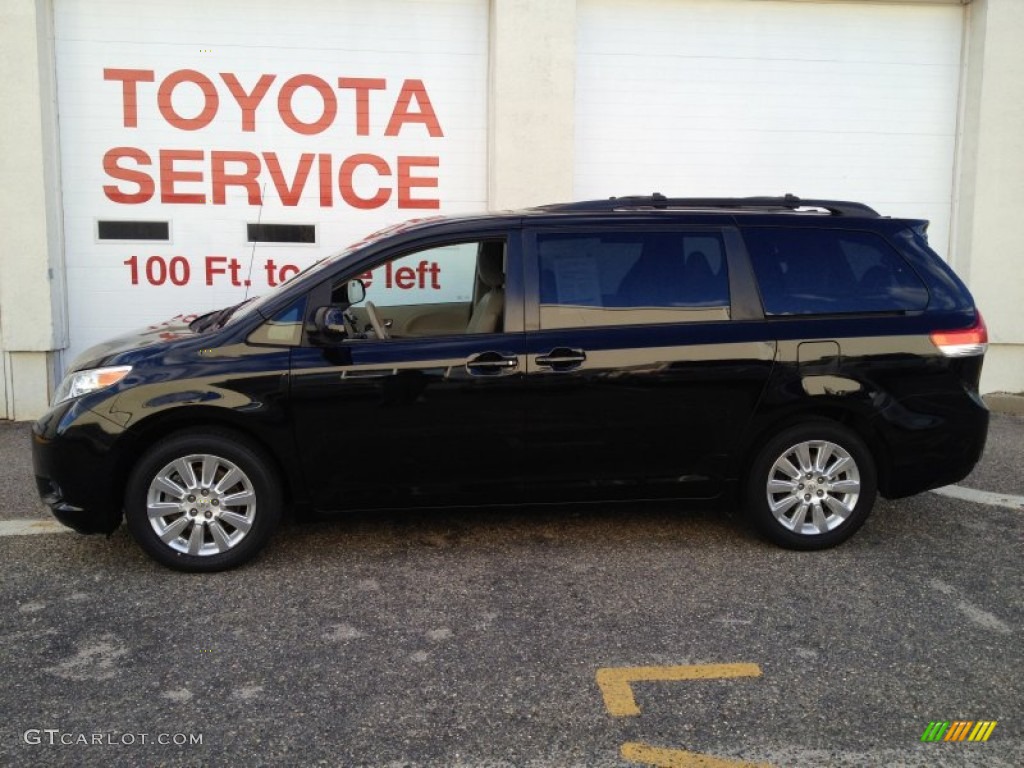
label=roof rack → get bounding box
[536,193,879,218]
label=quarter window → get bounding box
[248,297,307,346]
[743,228,929,315]
[537,231,730,329]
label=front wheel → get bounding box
[125,430,282,571]
[746,422,877,550]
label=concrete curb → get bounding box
[983,393,1024,416]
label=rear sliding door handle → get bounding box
[466,351,519,376]
[535,347,587,371]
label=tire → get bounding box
[125,430,282,572]
[746,421,877,550]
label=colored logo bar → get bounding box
[921,721,997,742]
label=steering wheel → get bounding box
[365,301,390,340]
[342,309,361,339]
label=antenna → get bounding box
[243,184,267,300]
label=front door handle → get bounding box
[535,347,587,372]
[466,351,519,376]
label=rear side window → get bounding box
[537,230,729,329]
[743,227,928,315]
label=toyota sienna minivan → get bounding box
[33,195,989,571]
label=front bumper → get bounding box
[34,474,122,534]
[32,400,133,535]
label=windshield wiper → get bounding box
[212,297,257,329]
[189,311,220,333]
[188,298,256,333]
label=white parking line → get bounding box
[0,519,70,537]
[931,485,1024,511]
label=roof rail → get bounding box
[536,193,879,218]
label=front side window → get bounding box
[248,297,307,346]
[743,227,929,315]
[536,231,730,329]
[331,239,506,339]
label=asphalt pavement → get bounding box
[0,414,1021,767]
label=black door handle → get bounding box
[535,347,587,371]
[466,351,519,376]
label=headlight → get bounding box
[53,366,132,404]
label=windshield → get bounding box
[219,216,446,327]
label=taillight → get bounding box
[930,312,988,357]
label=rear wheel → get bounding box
[126,430,282,571]
[747,422,876,550]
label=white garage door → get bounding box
[575,0,964,255]
[54,0,488,365]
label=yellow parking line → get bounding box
[622,741,773,768]
[596,663,762,717]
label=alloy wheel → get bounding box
[146,453,257,556]
[765,439,861,535]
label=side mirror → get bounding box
[314,306,348,337]
[346,278,366,304]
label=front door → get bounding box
[289,234,528,509]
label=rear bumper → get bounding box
[31,400,132,535]
[877,389,989,499]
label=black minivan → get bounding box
[33,195,989,571]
